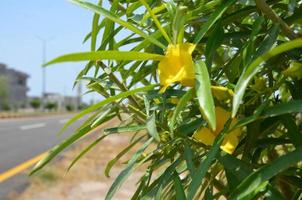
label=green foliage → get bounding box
[30,99,41,110]
[45,102,58,111]
[32,0,302,199]
[65,104,74,111]
[0,76,9,110]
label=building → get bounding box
[44,92,80,111]
[0,63,29,109]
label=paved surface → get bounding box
[0,114,84,199]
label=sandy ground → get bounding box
[14,123,145,200]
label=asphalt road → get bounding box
[0,114,84,199]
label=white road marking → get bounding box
[59,118,70,124]
[20,123,46,130]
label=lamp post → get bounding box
[36,36,54,112]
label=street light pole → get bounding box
[42,40,46,112]
[36,36,54,112]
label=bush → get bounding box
[31,1,302,199]
[1,103,10,111]
[30,99,41,110]
[45,102,57,111]
[65,104,74,111]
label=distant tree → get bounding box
[45,102,57,111]
[30,99,41,110]
[1,103,10,111]
[0,76,9,110]
[65,104,74,111]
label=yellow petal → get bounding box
[193,107,242,154]
[215,107,231,133]
[211,86,234,102]
[193,127,216,146]
[169,97,179,104]
[220,128,241,154]
[158,43,196,91]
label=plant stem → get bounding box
[97,61,143,110]
[255,0,298,39]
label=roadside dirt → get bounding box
[15,120,145,200]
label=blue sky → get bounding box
[0,0,105,102]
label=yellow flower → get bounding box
[193,107,241,154]
[158,43,196,92]
[282,61,302,80]
[211,86,234,102]
[169,97,179,104]
[252,78,266,92]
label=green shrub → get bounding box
[45,102,57,111]
[30,99,41,110]
[31,1,302,199]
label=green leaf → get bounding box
[262,100,302,117]
[142,158,183,198]
[218,154,285,200]
[283,61,302,79]
[83,19,105,43]
[193,0,235,44]
[204,186,213,200]
[104,125,146,135]
[44,51,164,66]
[229,146,302,200]
[30,124,96,175]
[280,115,302,147]
[91,105,113,128]
[70,0,165,49]
[90,0,102,51]
[187,119,231,200]
[105,136,144,177]
[184,144,195,178]
[59,84,157,135]
[255,24,280,57]
[169,89,194,132]
[172,6,186,44]
[233,38,302,117]
[101,0,118,50]
[67,134,107,172]
[194,60,216,131]
[105,138,153,200]
[146,113,160,142]
[205,23,224,68]
[264,185,285,200]
[173,172,187,200]
[138,0,171,44]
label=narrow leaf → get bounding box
[105,138,153,200]
[233,38,302,117]
[90,0,102,51]
[70,0,165,49]
[262,100,302,117]
[44,51,164,66]
[30,124,97,175]
[169,89,194,132]
[194,60,216,131]
[146,113,160,142]
[60,84,157,135]
[187,119,231,200]
[139,0,171,43]
[173,172,187,200]
[104,125,146,135]
[193,0,235,44]
[67,134,106,172]
[105,136,144,177]
[229,146,302,200]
